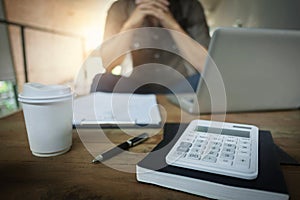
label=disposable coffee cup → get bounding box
[18,83,73,157]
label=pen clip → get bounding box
[129,133,149,146]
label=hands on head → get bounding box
[121,0,185,33]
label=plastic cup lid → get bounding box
[19,82,72,100]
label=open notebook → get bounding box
[73,92,162,128]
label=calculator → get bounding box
[165,120,259,180]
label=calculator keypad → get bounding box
[166,124,258,180]
[175,134,253,166]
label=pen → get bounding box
[92,132,149,163]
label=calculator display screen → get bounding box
[195,126,250,138]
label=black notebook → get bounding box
[136,123,289,200]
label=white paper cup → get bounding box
[18,83,73,157]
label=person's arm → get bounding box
[169,0,211,73]
[143,0,210,72]
[100,1,129,72]
[183,0,211,49]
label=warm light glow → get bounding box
[83,27,103,53]
[111,65,122,76]
[82,0,116,54]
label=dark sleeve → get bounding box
[103,1,128,41]
[184,0,211,49]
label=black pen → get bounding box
[92,133,149,163]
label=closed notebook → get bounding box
[136,123,289,200]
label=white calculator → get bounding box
[166,120,259,180]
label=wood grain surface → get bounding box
[0,95,299,199]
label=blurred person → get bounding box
[91,0,210,93]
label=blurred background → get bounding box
[1,0,300,117]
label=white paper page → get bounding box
[73,92,161,126]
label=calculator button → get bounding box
[196,139,207,143]
[218,158,233,166]
[172,151,186,158]
[198,136,207,141]
[207,151,219,157]
[239,138,251,142]
[210,146,221,152]
[239,140,251,146]
[195,140,207,147]
[237,149,251,156]
[202,155,217,163]
[197,132,208,136]
[225,138,238,144]
[211,136,224,141]
[210,141,222,147]
[183,137,195,143]
[186,132,196,137]
[234,156,250,169]
[187,153,201,160]
[239,145,250,151]
[223,143,236,149]
[177,146,190,152]
[190,148,203,154]
[180,142,192,148]
[193,142,204,148]
[222,147,235,154]
[220,152,234,160]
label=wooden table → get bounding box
[0,95,299,199]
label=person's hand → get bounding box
[136,0,185,33]
[121,0,170,31]
[155,10,183,32]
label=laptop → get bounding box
[168,27,300,114]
